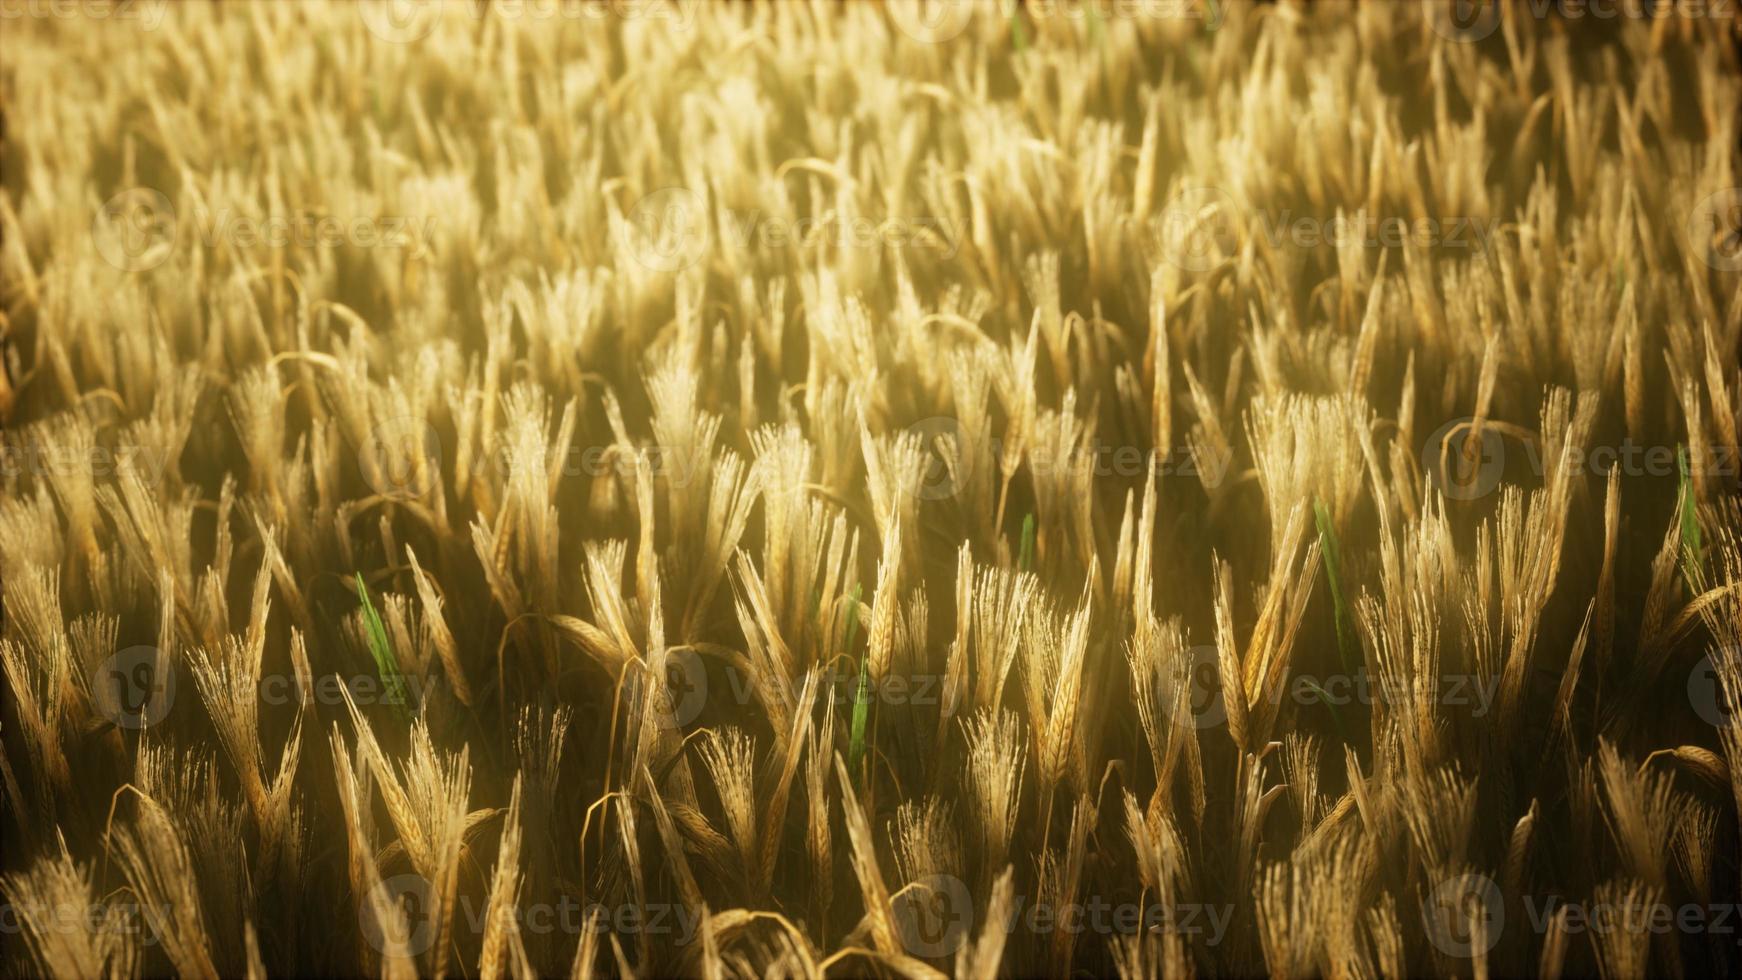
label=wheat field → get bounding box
[2,0,1740,976]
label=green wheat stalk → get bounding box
[356,572,413,721]
[1297,676,1352,746]
[844,583,869,779]
[1315,498,1357,676]
[1678,445,1705,595]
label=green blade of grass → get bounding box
[1019,512,1036,573]
[844,583,869,779]
[1677,445,1705,594]
[356,572,413,721]
[1314,498,1357,676]
[842,582,864,664]
[1297,676,1352,746]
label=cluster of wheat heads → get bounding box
[1,0,1740,976]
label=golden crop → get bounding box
[1,1,1739,976]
